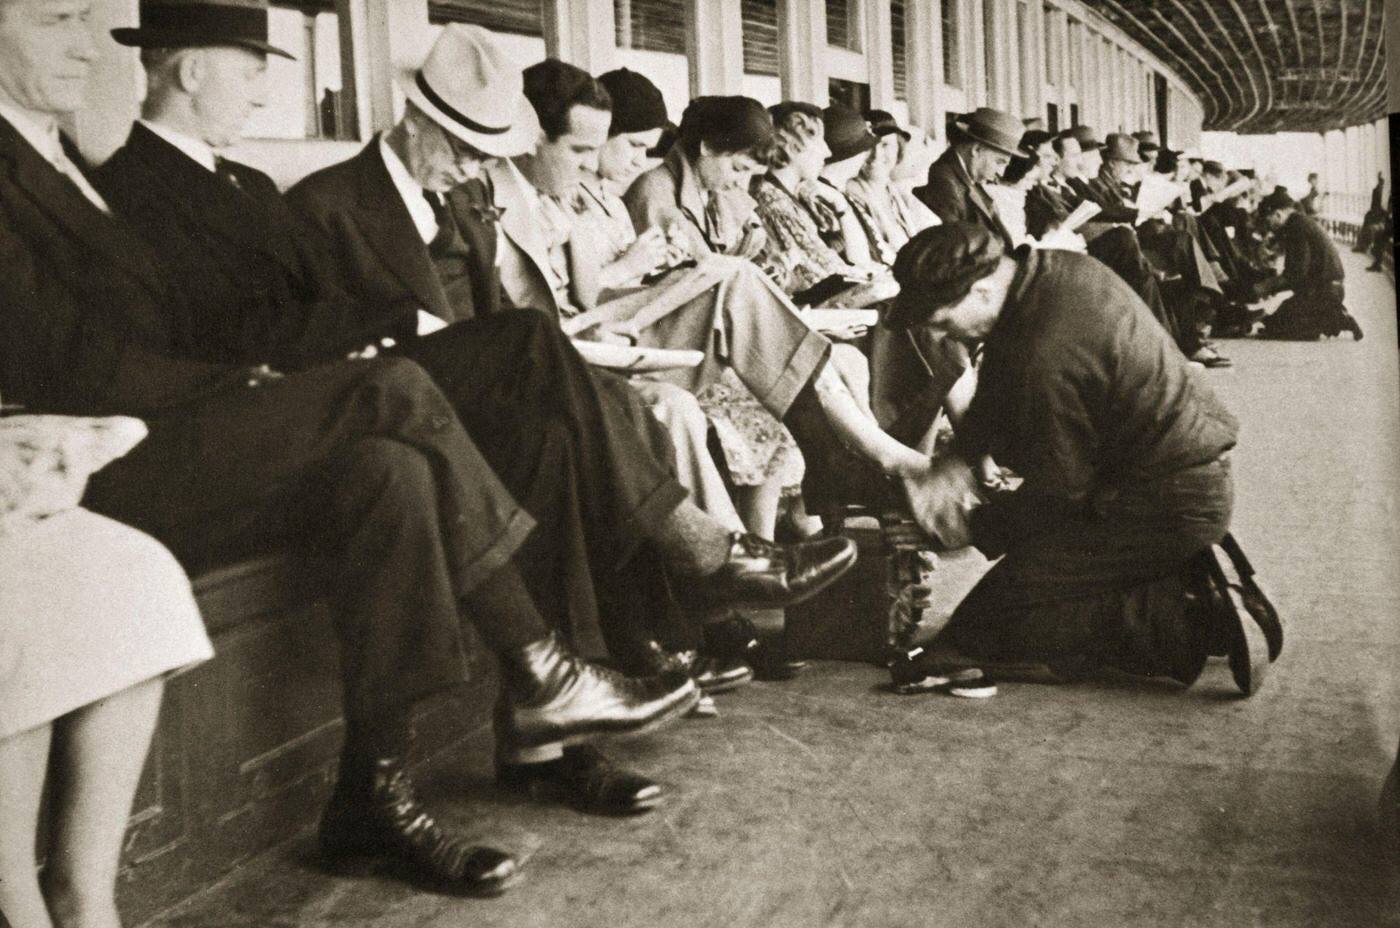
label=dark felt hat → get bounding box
[865,109,910,141]
[1020,129,1055,152]
[1103,133,1145,164]
[888,222,1005,329]
[112,0,294,59]
[823,103,878,163]
[954,107,1029,157]
[1066,124,1103,151]
[598,68,668,136]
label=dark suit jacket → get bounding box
[286,139,501,324]
[1025,180,1076,240]
[0,117,523,581]
[912,146,1014,248]
[95,124,416,369]
[0,119,239,415]
[1079,169,1140,224]
[1277,211,1344,291]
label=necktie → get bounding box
[214,156,242,190]
[423,189,450,225]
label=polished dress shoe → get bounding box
[320,756,521,896]
[625,639,753,695]
[690,533,858,610]
[499,745,663,815]
[703,615,806,682]
[502,634,699,749]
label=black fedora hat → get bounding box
[112,0,294,60]
[953,107,1029,157]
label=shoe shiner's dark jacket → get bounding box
[937,248,1240,679]
[1274,210,1345,295]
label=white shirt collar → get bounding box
[378,133,438,245]
[0,100,61,163]
[140,119,218,173]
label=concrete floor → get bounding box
[151,252,1400,928]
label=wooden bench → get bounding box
[112,555,497,926]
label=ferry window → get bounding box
[742,0,780,78]
[243,0,354,141]
[942,0,960,87]
[427,0,543,35]
[616,0,686,55]
[827,0,860,52]
[891,0,906,100]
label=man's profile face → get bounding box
[927,282,1000,343]
[1078,146,1102,177]
[0,0,96,117]
[969,143,1010,184]
[187,46,267,148]
[533,103,610,194]
[1053,138,1080,177]
[1263,208,1288,232]
[597,126,662,187]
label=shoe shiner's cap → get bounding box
[401,24,541,158]
[888,222,1004,329]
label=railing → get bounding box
[1319,191,1371,244]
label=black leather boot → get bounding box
[500,634,699,749]
[499,744,664,815]
[320,754,521,896]
[625,638,754,694]
[688,533,858,611]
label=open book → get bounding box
[1062,199,1102,232]
[1133,174,1189,223]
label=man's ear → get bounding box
[175,49,204,94]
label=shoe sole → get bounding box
[524,686,704,751]
[698,668,756,695]
[1226,594,1270,697]
[320,846,525,898]
[892,675,998,698]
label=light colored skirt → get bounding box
[0,509,213,739]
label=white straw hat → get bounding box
[402,24,541,158]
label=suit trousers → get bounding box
[397,311,691,658]
[84,357,542,726]
[939,458,1233,681]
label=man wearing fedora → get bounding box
[93,0,865,889]
[913,107,1022,249]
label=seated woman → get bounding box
[845,111,940,266]
[751,102,895,307]
[623,94,935,517]
[0,413,213,928]
[570,67,800,544]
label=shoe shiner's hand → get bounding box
[900,453,983,549]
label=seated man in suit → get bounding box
[0,0,723,898]
[496,72,939,517]
[286,31,757,697]
[912,107,1021,250]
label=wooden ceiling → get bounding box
[1086,0,1388,133]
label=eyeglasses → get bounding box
[438,122,489,164]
